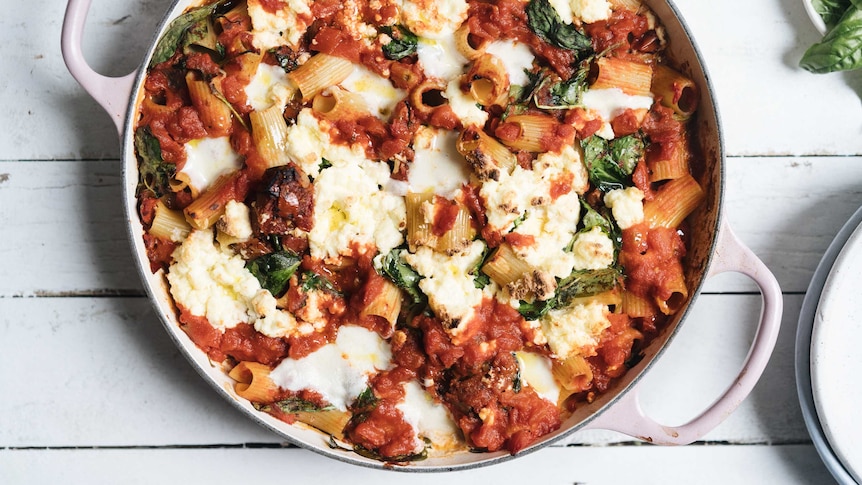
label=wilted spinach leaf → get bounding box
[526,0,592,54]
[135,127,174,198]
[374,249,426,305]
[581,136,628,192]
[518,267,621,320]
[380,25,419,60]
[246,251,301,296]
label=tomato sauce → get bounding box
[177,305,289,365]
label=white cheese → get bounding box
[540,300,610,359]
[479,164,544,234]
[309,156,406,260]
[402,240,486,340]
[218,200,253,241]
[396,380,461,452]
[515,351,561,404]
[285,108,369,179]
[484,40,535,87]
[510,191,582,280]
[400,0,469,39]
[571,0,612,23]
[181,137,241,194]
[604,187,645,230]
[340,64,406,119]
[533,144,590,195]
[570,226,615,270]
[548,0,574,24]
[444,79,488,127]
[167,229,297,336]
[269,325,393,410]
[247,0,312,50]
[408,126,471,198]
[417,35,468,81]
[582,88,654,140]
[244,62,293,112]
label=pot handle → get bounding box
[583,221,782,444]
[61,0,137,135]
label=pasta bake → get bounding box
[134,0,704,463]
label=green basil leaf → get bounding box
[374,249,426,305]
[245,251,301,296]
[134,127,174,198]
[555,267,621,303]
[253,397,334,414]
[608,134,645,175]
[812,0,853,28]
[381,25,418,61]
[581,136,628,192]
[526,0,592,54]
[300,271,342,296]
[800,6,862,73]
[150,2,222,67]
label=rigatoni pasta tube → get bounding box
[294,410,351,440]
[184,172,243,230]
[620,289,656,319]
[229,361,280,402]
[652,65,699,120]
[288,53,353,102]
[648,137,690,182]
[552,354,593,392]
[406,193,474,254]
[149,200,191,242]
[454,23,487,60]
[482,243,532,287]
[466,53,510,107]
[312,86,370,120]
[361,278,403,327]
[249,104,290,169]
[410,80,448,116]
[457,126,517,181]
[495,114,558,153]
[186,72,233,137]
[590,57,654,97]
[655,270,688,315]
[643,174,705,229]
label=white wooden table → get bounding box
[2,0,860,483]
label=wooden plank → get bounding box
[0,294,808,447]
[0,445,835,484]
[3,157,861,296]
[2,0,859,161]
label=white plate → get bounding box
[811,219,862,484]
[797,206,861,485]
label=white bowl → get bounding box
[803,0,829,35]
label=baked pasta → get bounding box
[134,0,704,462]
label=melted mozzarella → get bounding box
[582,88,654,121]
[444,79,488,127]
[269,326,392,410]
[181,137,241,194]
[408,127,471,198]
[485,40,535,87]
[340,65,406,119]
[396,381,461,452]
[515,351,561,404]
[244,62,292,111]
[417,35,468,81]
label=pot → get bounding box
[62,0,782,471]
